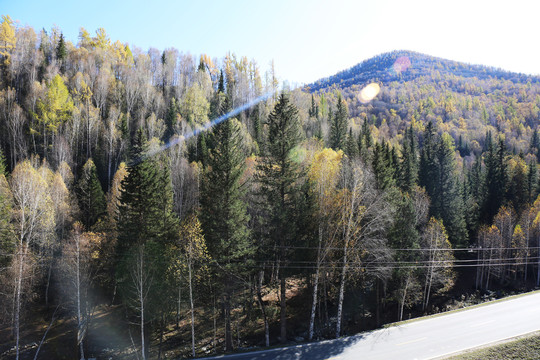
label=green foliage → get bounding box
[200,117,252,268]
[482,137,508,223]
[163,97,178,141]
[77,158,106,229]
[117,130,178,252]
[329,94,348,150]
[345,128,359,158]
[258,92,303,276]
[399,125,419,193]
[372,141,395,190]
[56,32,67,61]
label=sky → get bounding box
[2,0,540,85]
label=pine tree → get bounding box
[372,141,394,190]
[56,32,67,62]
[481,137,507,223]
[257,91,302,344]
[399,125,418,193]
[345,128,359,158]
[118,130,177,251]
[361,117,373,149]
[419,122,438,197]
[527,161,538,203]
[163,97,178,142]
[329,94,348,150]
[432,134,467,246]
[464,155,483,240]
[309,94,318,119]
[388,192,421,321]
[530,129,539,161]
[116,130,178,357]
[77,158,106,229]
[200,110,251,352]
[508,158,528,215]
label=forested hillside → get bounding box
[1,16,540,359]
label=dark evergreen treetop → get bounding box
[329,94,348,151]
[200,115,252,268]
[117,129,178,251]
[77,158,106,229]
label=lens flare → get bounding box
[359,83,380,104]
[136,91,273,164]
[393,56,411,74]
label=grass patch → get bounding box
[444,331,540,359]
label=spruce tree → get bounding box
[372,141,394,190]
[163,97,178,142]
[345,128,359,158]
[481,137,507,223]
[200,101,251,351]
[399,125,418,193]
[388,191,421,321]
[329,94,348,150]
[56,32,67,73]
[508,158,528,215]
[77,158,106,229]
[419,121,438,197]
[527,161,538,203]
[116,130,178,351]
[257,91,302,344]
[117,130,177,251]
[432,134,467,246]
[361,117,373,149]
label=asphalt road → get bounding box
[198,291,540,360]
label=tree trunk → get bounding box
[213,294,217,353]
[76,238,85,360]
[158,311,164,360]
[14,244,26,360]
[375,278,381,327]
[309,227,323,341]
[399,273,411,322]
[280,272,286,343]
[189,259,196,357]
[336,248,348,338]
[139,250,146,360]
[176,283,181,329]
[45,259,53,308]
[33,305,59,360]
[255,271,269,347]
[224,291,233,352]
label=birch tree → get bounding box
[10,160,55,360]
[179,213,209,357]
[307,147,343,340]
[60,223,94,360]
[420,218,455,312]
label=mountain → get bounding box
[307,50,540,92]
[302,50,540,159]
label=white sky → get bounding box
[3,0,540,85]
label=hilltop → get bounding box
[302,50,540,158]
[307,50,540,92]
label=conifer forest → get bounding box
[1,16,540,359]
